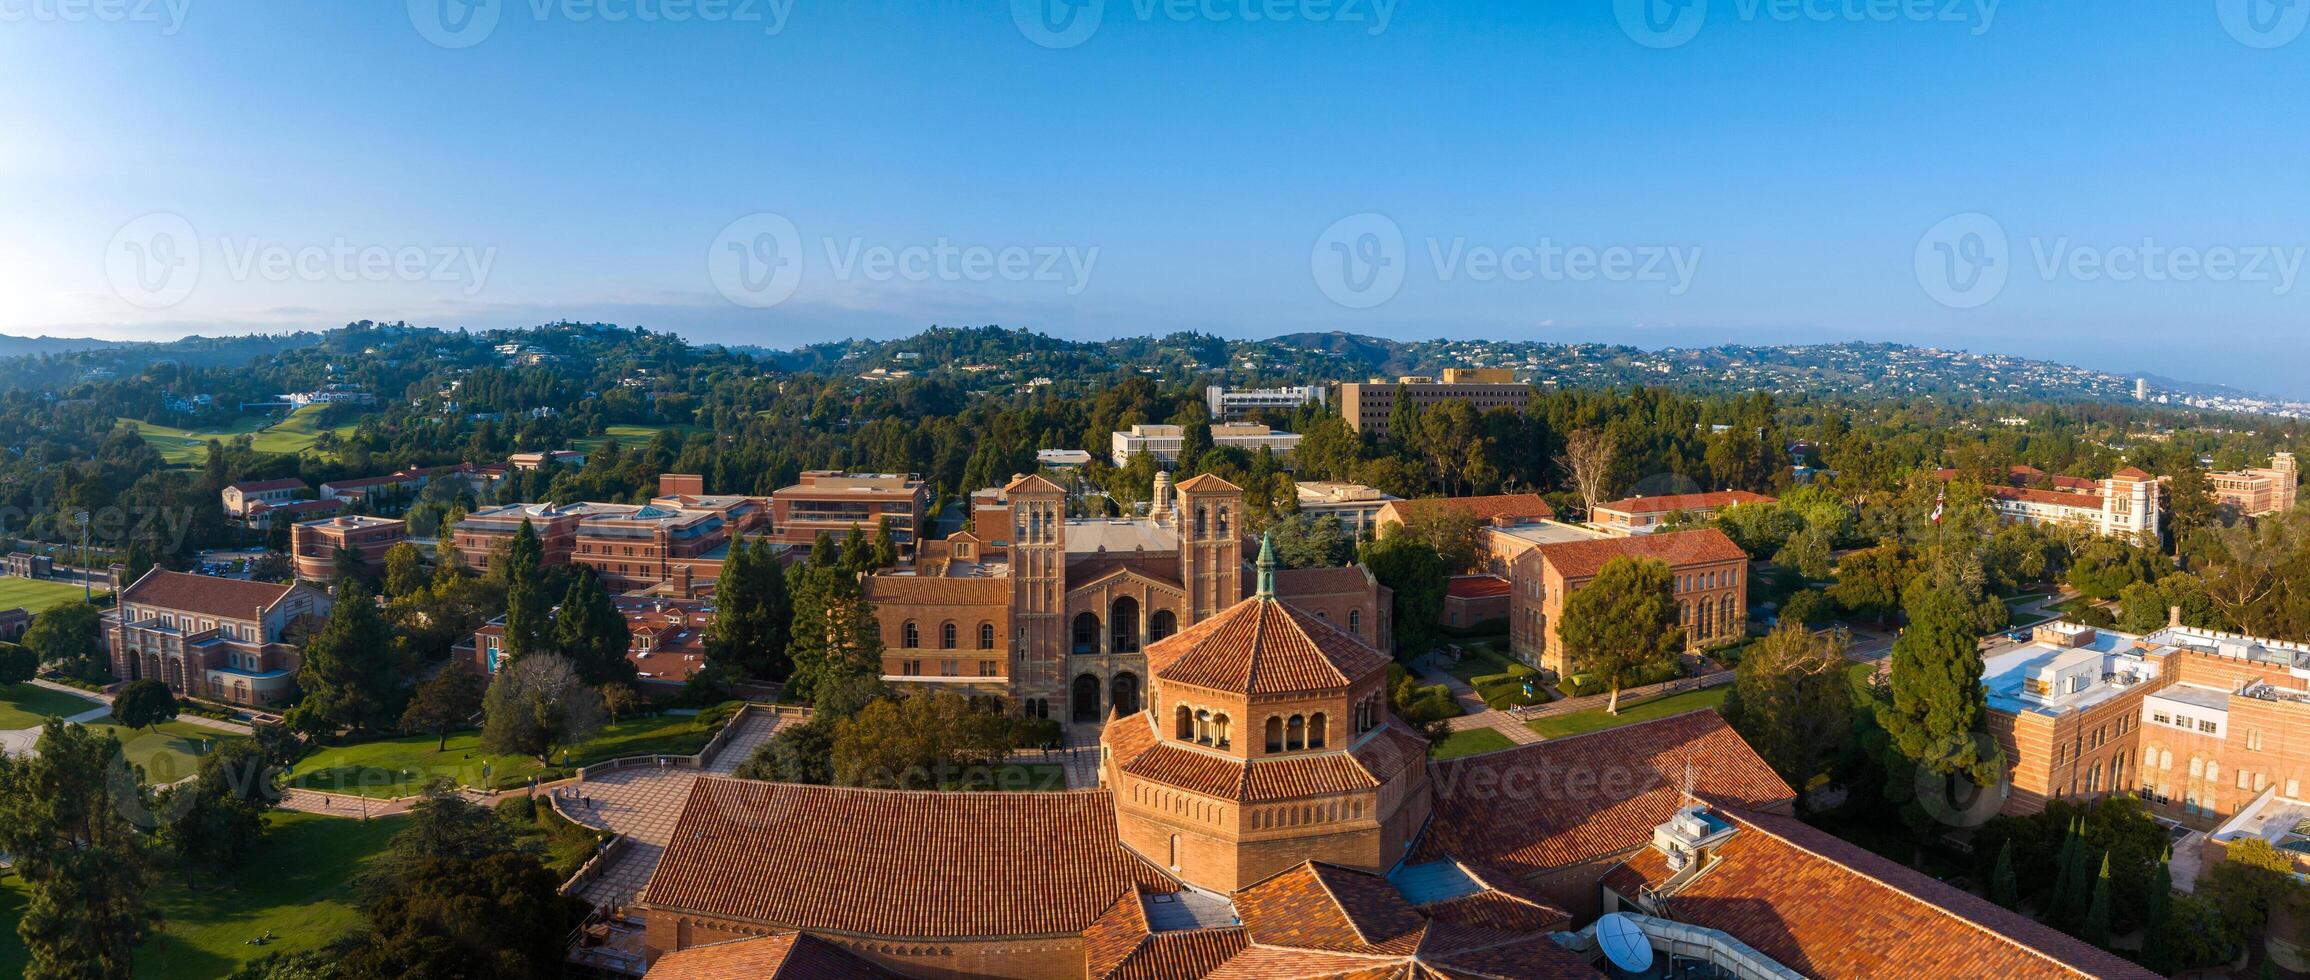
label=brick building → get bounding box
[1937,465,2164,545]
[221,478,307,521]
[451,475,767,593]
[1335,369,1530,439]
[861,473,1390,727]
[2211,452,2298,519]
[1589,489,1776,536]
[767,471,927,552]
[289,514,407,583]
[102,569,330,707]
[1506,528,1750,677]
[470,592,710,687]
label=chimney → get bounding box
[2170,605,2183,629]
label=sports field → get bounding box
[0,576,103,614]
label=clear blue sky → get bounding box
[3,1,2307,395]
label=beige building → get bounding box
[1335,368,1530,438]
[2211,452,2298,518]
[1109,423,1301,467]
[1291,481,1400,536]
[103,569,331,707]
[1590,490,1776,536]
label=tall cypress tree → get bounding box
[1990,838,2018,910]
[704,539,791,682]
[290,578,405,734]
[1877,585,1998,791]
[553,570,634,687]
[502,518,550,662]
[2080,851,2112,947]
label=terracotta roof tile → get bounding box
[1413,710,1793,873]
[1245,753,1382,802]
[1200,946,1415,979]
[1594,490,1774,516]
[1381,495,1556,525]
[1445,576,1511,600]
[1606,807,2158,979]
[639,778,1173,940]
[1109,928,1252,980]
[1420,933,1603,979]
[1237,863,1426,955]
[227,478,306,493]
[1530,528,1748,579]
[1175,473,1244,493]
[1002,473,1066,495]
[118,569,308,620]
[1990,485,2107,508]
[1149,597,1391,696]
[641,933,894,979]
[1109,710,1427,804]
[860,575,1011,605]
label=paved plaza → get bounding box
[557,707,795,911]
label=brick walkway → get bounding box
[1421,661,1544,746]
[558,708,795,911]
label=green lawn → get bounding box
[0,683,102,729]
[573,423,695,454]
[1526,685,1731,739]
[0,810,406,980]
[1429,727,1516,760]
[117,406,364,466]
[1437,644,1519,685]
[0,577,108,614]
[288,706,737,798]
[80,717,248,785]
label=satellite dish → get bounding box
[1595,912,1654,974]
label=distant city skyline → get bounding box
[3,4,2307,395]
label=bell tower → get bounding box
[1174,474,1244,625]
[1005,474,1068,719]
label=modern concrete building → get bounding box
[1203,384,1324,420]
[1108,423,1301,467]
[1335,368,1530,439]
[452,475,767,592]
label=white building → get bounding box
[1109,423,1302,467]
[1293,481,1401,536]
[1974,467,2163,545]
[1204,385,1325,420]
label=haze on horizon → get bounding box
[2,2,2306,396]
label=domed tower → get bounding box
[1102,535,1432,894]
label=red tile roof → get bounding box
[118,569,306,620]
[227,478,306,493]
[1603,807,2158,979]
[641,933,893,978]
[1593,490,1774,516]
[640,778,1176,940]
[1175,473,1244,493]
[1445,576,1511,600]
[1106,710,1427,804]
[1989,486,2105,508]
[1412,710,1793,874]
[1236,863,1425,956]
[1530,528,1749,579]
[1381,494,1555,525]
[1085,888,1252,980]
[1148,597,1392,696]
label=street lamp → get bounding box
[74,511,90,601]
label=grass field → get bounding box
[1526,685,1731,739]
[287,706,736,798]
[1429,727,1516,760]
[0,577,106,614]
[0,683,102,729]
[118,405,364,466]
[573,423,695,454]
[80,716,248,784]
[0,810,406,980]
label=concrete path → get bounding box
[23,678,257,736]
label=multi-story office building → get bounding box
[451,474,767,591]
[1335,368,1531,438]
[1108,423,1301,467]
[2211,452,2298,518]
[1203,384,1324,420]
[767,470,927,551]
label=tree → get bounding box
[1773,525,1835,580]
[1360,532,1445,655]
[1827,544,1905,622]
[1390,506,1484,575]
[1720,623,1851,784]
[400,667,487,750]
[1266,512,1354,569]
[0,721,156,980]
[1777,588,1832,627]
[784,563,882,700]
[22,600,103,677]
[1990,839,2018,909]
[1558,556,1684,714]
[381,541,428,599]
[0,642,37,687]
[289,578,406,735]
[2203,837,2302,951]
[870,518,900,570]
[703,538,791,681]
[1878,585,1999,803]
[157,739,278,871]
[600,682,643,722]
[2080,851,2112,947]
[111,678,178,731]
[480,654,606,765]
[500,518,551,662]
[2165,460,2217,546]
[830,690,1016,789]
[340,787,583,980]
[551,570,635,687]
[1557,428,1618,521]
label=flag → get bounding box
[1931,489,1945,524]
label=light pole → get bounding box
[74,511,90,602]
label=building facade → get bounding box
[1589,490,1777,536]
[1290,481,1401,537]
[766,470,927,551]
[1335,369,1530,438]
[103,569,330,706]
[2211,452,2298,518]
[451,475,767,592]
[1203,384,1324,420]
[1108,423,1301,467]
[221,478,307,520]
[471,592,711,686]
[1942,466,2164,544]
[290,514,408,583]
[1507,528,1751,676]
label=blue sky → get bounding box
[3,1,2308,395]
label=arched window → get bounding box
[1195,709,1213,745]
[1175,704,1194,740]
[940,622,957,649]
[1348,610,1361,636]
[1072,612,1100,655]
[902,621,920,649]
[1286,715,1306,751]
[1217,507,1232,536]
[1112,596,1141,654]
[1213,713,1231,748]
[1265,716,1284,752]
[1149,609,1177,643]
[978,622,996,649]
[1195,507,1209,537]
[1309,712,1328,749]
